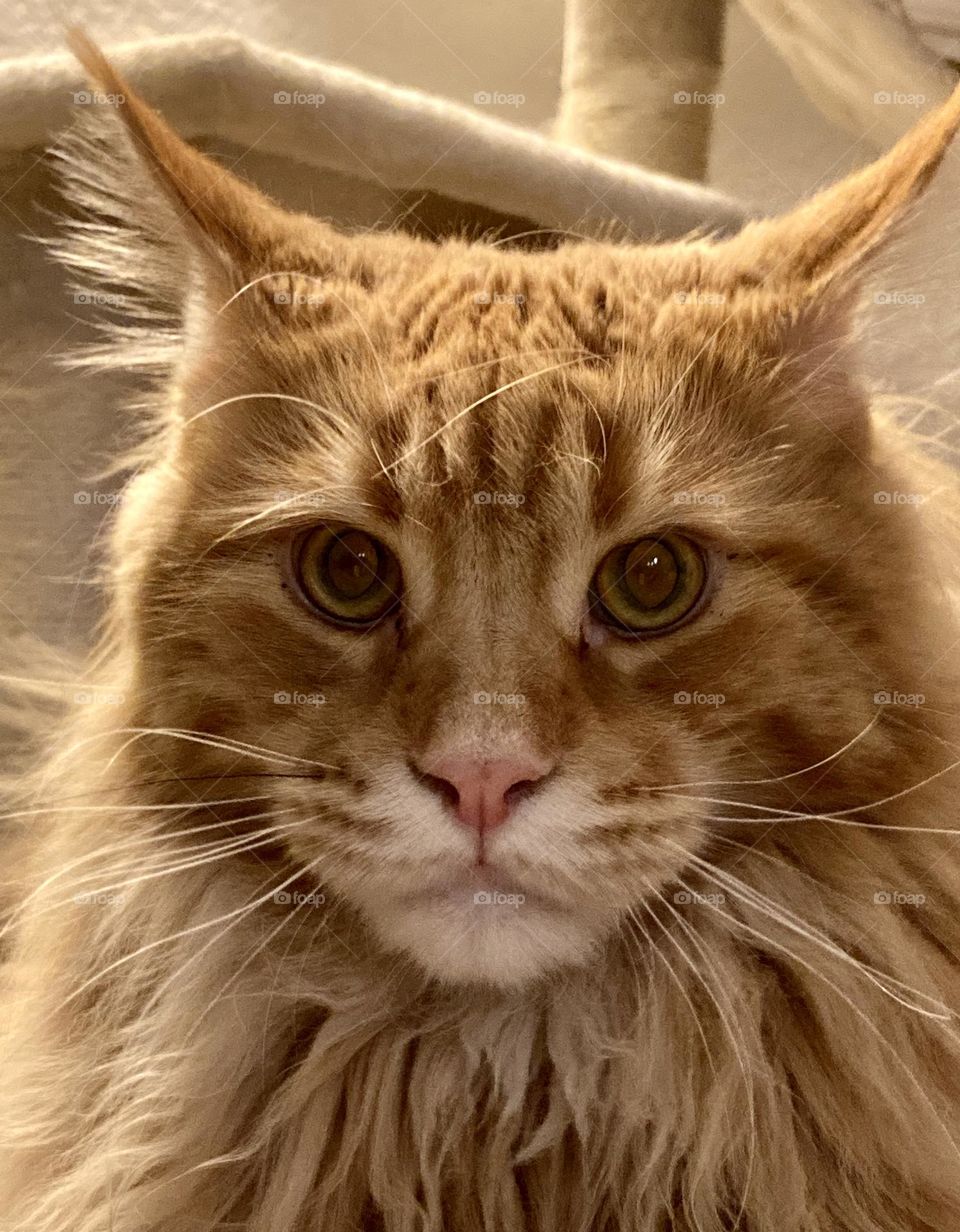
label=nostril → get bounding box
[407,759,460,810]
[421,771,460,811]
[504,776,548,808]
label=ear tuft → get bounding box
[51,32,355,379]
[66,28,291,269]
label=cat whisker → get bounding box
[0,793,273,826]
[403,347,592,387]
[638,880,758,1227]
[624,905,717,1071]
[676,860,960,1170]
[181,391,345,430]
[253,878,332,1068]
[131,852,327,1033]
[208,484,377,548]
[708,834,858,906]
[188,870,328,1038]
[653,747,960,828]
[671,843,953,1020]
[376,358,589,477]
[0,775,327,851]
[29,824,304,921]
[57,726,337,774]
[643,713,881,792]
[58,857,317,1012]
[708,812,960,836]
[486,226,596,247]
[217,271,325,314]
[551,450,601,476]
[0,808,299,939]
[215,271,396,411]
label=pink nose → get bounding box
[417,754,553,832]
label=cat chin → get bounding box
[356,889,610,987]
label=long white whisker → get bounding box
[377,358,588,477]
[0,794,272,827]
[77,727,336,773]
[679,867,960,1169]
[673,843,952,1020]
[647,713,881,791]
[36,825,305,917]
[216,271,396,410]
[644,878,757,1228]
[59,859,316,1010]
[0,807,294,940]
[656,751,960,830]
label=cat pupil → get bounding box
[327,533,379,598]
[626,542,677,608]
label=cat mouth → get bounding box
[399,864,546,912]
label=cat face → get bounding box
[116,240,920,986]
[68,39,960,985]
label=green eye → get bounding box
[591,533,707,634]
[295,525,401,627]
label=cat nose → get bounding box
[416,753,554,832]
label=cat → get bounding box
[3,29,960,1232]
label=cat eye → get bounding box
[293,525,401,627]
[590,532,707,635]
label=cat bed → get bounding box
[0,34,745,666]
[0,35,745,240]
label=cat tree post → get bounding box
[554,0,727,181]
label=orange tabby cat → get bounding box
[3,32,960,1231]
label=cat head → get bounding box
[62,33,960,985]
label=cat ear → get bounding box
[723,85,960,295]
[62,30,346,298]
[56,31,374,393]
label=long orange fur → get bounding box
[3,32,960,1231]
